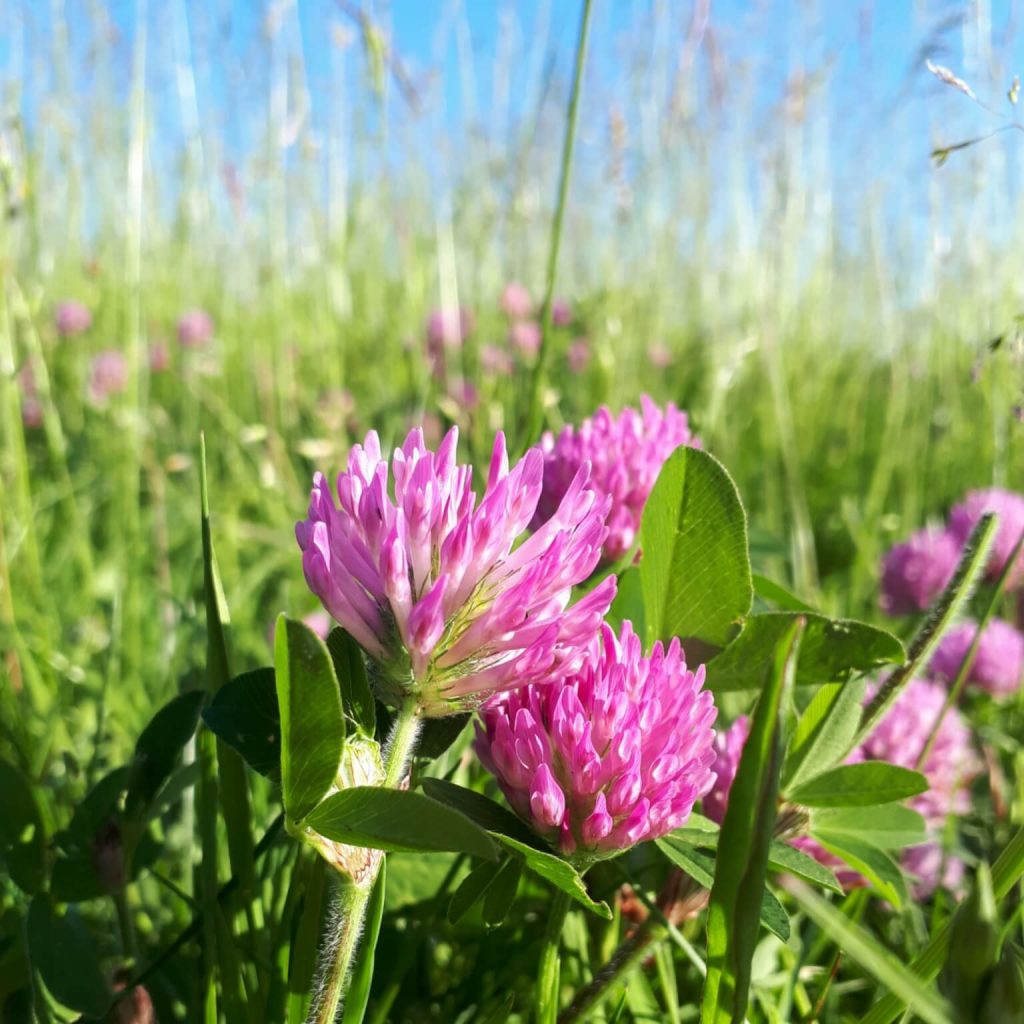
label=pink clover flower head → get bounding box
[55,300,92,337]
[535,396,701,563]
[860,678,980,824]
[426,307,473,351]
[552,297,573,327]
[88,350,128,403]
[475,621,717,857]
[949,488,1024,586]
[929,618,1024,697]
[509,320,541,357]
[900,839,967,899]
[19,366,42,428]
[500,281,533,320]
[296,426,616,715]
[879,527,961,616]
[481,344,513,376]
[177,308,215,348]
[149,342,170,373]
[567,338,590,374]
[701,715,749,824]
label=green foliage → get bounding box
[275,615,346,821]
[784,879,954,1024]
[640,447,753,653]
[26,898,111,1018]
[701,616,803,1024]
[123,689,204,817]
[201,667,281,778]
[0,761,46,894]
[304,787,496,859]
[706,612,904,693]
[787,762,928,808]
[326,628,377,738]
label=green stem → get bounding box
[536,888,572,1024]
[113,889,137,961]
[558,915,663,1024]
[309,698,422,1024]
[523,0,593,449]
[312,884,372,1024]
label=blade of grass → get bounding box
[522,0,593,448]
[782,879,952,1024]
[701,616,804,1024]
[861,824,1024,1024]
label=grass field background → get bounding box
[2,0,1023,840]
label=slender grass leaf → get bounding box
[701,616,803,1024]
[752,573,815,612]
[286,856,328,1024]
[449,859,505,924]
[276,616,346,821]
[199,435,256,901]
[639,447,752,652]
[767,840,843,894]
[304,787,496,859]
[326,627,376,737]
[422,778,545,848]
[342,860,387,1024]
[201,667,281,778]
[482,856,523,926]
[759,888,791,944]
[783,878,953,1024]
[814,833,908,908]
[706,612,903,693]
[863,825,1024,1023]
[492,834,611,918]
[655,840,789,941]
[809,805,926,849]
[656,838,715,887]
[124,690,204,818]
[788,762,928,808]
[0,761,46,894]
[26,898,110,1017]
[783,676,866,791]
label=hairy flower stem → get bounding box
[536,888,572,1024]
[309,699,422,1024]
[558,916,662,1024]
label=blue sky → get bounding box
[7,1,1023,262]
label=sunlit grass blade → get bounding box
[782,878,952,1024]
[861,825,1024,1024]
[701,616,803,1024]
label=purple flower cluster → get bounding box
[534,396,700,562]
[881,488,1024,614]
[297,426,615,714]
[704,679,979,898]
[475,622,717,857]
[177,309,215,349]
[929,618,1024,697]
[950,488,1024,586]
[88,350,127,403]
[55,300,92,337]
[879,528,960,616]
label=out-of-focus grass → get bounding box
[0,0,1021,789]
